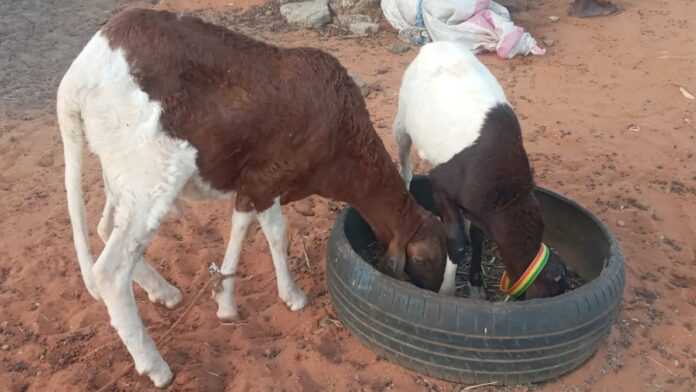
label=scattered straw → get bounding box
[647,356,675,376]
[461,381,498,391]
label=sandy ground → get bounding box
[1,0,695,391]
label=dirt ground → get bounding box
[1,0,695,391]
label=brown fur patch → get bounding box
[101,8,443,262]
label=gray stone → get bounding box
[349,22,379,36]
[349,73,370,97]
[280,0,331,29]
[336,13,372,26]
[389,42,411,54]
[329,0,380,15]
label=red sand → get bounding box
[1,0,695,391]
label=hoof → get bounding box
[149,287,183,309]
[136,358,173,389]
[281,289,308,312]
[217,307,239,322]
[149,365,174,389]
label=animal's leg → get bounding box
[258,198,307,311]
[213,197,256,321]
[91,132,195,388]
[98,174,182,309]
[394,117,414,188]
[132,261,183,309]
[97,173,115,242]
[93,201,173,388]
[432,189,470,296]
[467,218,487,300]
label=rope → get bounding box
[96,264,235,392]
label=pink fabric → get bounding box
[474,0,491,13]
[467,11,494,30]
[497,25,524,58]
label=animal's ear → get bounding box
[384,239,407,280]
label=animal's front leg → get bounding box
[257,199,307,311]
[214,203,256,322]
[432,189,470,296]
[467,220,487,300]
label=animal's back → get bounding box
[397,41,509,165]
[62,8,372,207]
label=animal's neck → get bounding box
[492,194,544,282]
[323,123,422,246]
[351,184,422,247]
[501,239,542,282]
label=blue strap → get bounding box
[415,0,425,28]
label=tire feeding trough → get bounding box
[327,176,625,385]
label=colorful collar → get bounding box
[500,243,550,299]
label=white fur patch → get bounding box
[58,31,307,388]
[438,258,458,296]
[395,41,508,166]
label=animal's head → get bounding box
[384,212,448,291]
[522,248,569,299]
[493,193,570,299]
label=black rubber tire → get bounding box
[326,182,625,385]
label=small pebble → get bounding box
[617,220,626,227]
[549,15,560,22]
[2,344,10,351]
[543,39,555,47]
[389,42,411,54]
[349,22,379,36]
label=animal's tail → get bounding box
[57,81,100,300]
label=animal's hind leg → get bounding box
[94,143,195,387]
[93,198,173,387]
[98,173,182,309]
[97,173,116,242]
[394,116,414,188]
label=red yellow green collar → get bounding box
[500,243,550,299]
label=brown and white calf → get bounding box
[394,41,569,300]
[57,8,447,388]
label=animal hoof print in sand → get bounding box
[327,175,625,385]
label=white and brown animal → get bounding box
[57,8,447,388]
[394,41,569,299]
